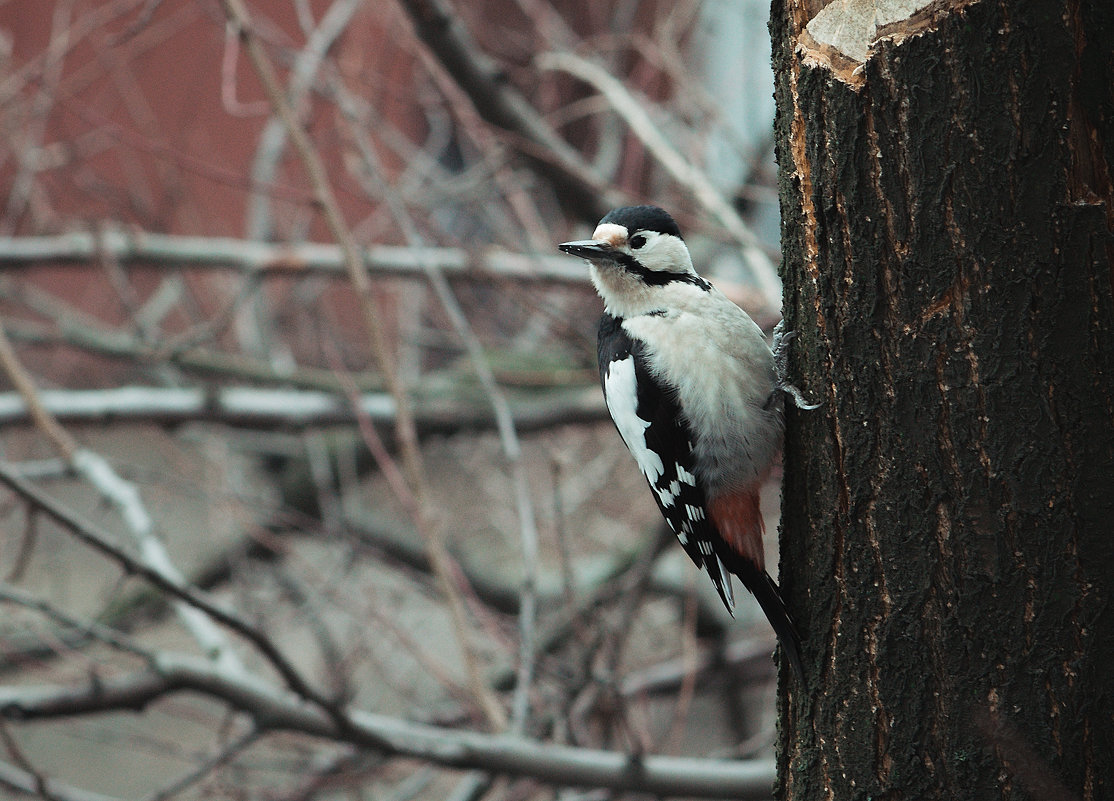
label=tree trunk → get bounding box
[770,1,1113,799]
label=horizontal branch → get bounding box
[4,318,391,393]
[0,385,607,431]
[0,230,587,283]
[0,653,776,799]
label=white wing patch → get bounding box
[604,356,665,485]
[655,478,683,507]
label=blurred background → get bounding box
[0,1,790,798]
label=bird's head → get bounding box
[559,206,706,317]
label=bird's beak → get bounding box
[558,239,616,261]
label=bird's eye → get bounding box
[629,234,647,249]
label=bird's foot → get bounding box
[772,320,821,410]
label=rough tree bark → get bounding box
[771,0,1113,799]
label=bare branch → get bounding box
[0,230,587,283]
[0,385,607,430]
[219,0,509,729]
[239,0,364,361]
[341,100,541,735]
[0,461,333,713]
[393,0,624,220]
[245,0,363,240]
[1,313,391,393]
[0,318,77,459]
[0,654,778,799]
[0,581,152,659]
[0,316,249,675]
[536,51,783,311]
[142,726,260,801]
[1,0,72,235]
[619,636,776,698]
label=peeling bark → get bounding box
[770,0,1113,798]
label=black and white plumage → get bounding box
[559,205,808,687]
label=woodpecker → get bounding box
[559,205,813,687]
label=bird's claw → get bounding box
[772,320,821,410]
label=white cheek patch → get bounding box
[604,356,665,486]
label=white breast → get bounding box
[622,292,782,493]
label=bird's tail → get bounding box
[706,487,807,689]
[728,558,808,691]
[752,568,807,690]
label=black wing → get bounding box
[597,314,736,607]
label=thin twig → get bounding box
[565,525,673,748]
[0,759,121,801]
[323,343,507,728]
[662,587,700,753]
[0,583,153,660]
[0,316,249,673]
[550,453,578,611]
[219,0,424,490]
[0,461,333,713]
[0,720,65,801]
[142,726,260,801]
[342,99,539,735]
[393,0,624,220]
[239,0,363,360]
[245,0,363,240]
[221,0,511,729]
[1,0,73,236]
[0,318,77,459]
